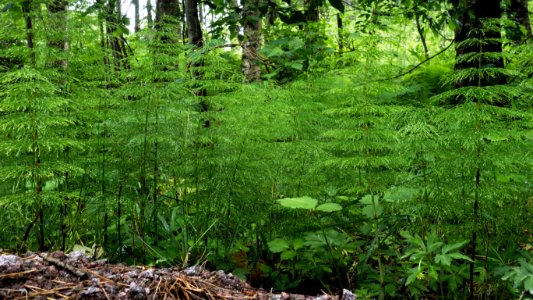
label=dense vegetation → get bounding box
[0,0,532,298]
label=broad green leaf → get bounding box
[265,47,285,58]
[362,200,382,218]
[316,203,342,212]
[292,238,306,250]
[268,238,290,253]
[277,196,317,210]
[360,194,373,205]
[280,250,297,261]
[288,61,304,71]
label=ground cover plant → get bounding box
[0,0,532,298]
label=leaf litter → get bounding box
[0,251,356,299]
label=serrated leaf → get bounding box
[435,254,452,266]
[316,203,342,212]
[447,252,473,262]
[427,241,444,253]
[441,240,469,254]
[406,267,419,286]
[524,275,533,291]
[428,266,438,280]
[268,238,290,253]
[277,196,317,210]
[519,258,533,274]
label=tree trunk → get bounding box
[22,0,35,65]
[47,0,69,70]
[185,0,208,127]
[241,0,262,82]
[147,0,154,27]
[336,13,343,53]
[103,0,130,71]
[156,0,181,42]
[184,0,203,48]
[453,0,504,87]
[133,0,141,32]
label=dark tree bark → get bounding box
[184,0,203,48]
[185,0,208,126]
[337,13,343,53]
[242,0,262,82]
[133,0,141,32]
[453,0,504,87]
[22,0,35,65]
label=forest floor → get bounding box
[0,251,355,299]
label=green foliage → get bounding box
[400,231,471,296]
[0,3,531,299]
[501,257,533,296]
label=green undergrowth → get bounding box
[0,20,532,299]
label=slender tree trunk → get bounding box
[185,0,208,125]
[453,0,504,87]
[133,0,141,32]
[336,13,343,53]
[242,0,262,82]
[184,0,203,48]
[147,0,154,27]
[23,0,35,65]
